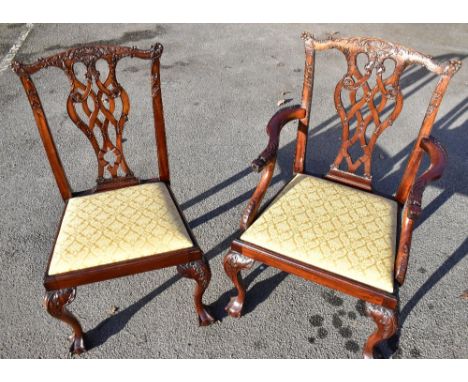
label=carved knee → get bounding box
[363,302,398,359]
[223,250,254,318]
[177,258,215,326]
[44,288,86,355]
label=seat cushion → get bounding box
[240,174,397,293]
[48,182,193,275]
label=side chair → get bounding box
[223,33,461,358]
[12,44,215,355]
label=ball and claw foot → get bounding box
[198,307,216,327]
[177,258,215,326]
[44,288,87,355]
[225,296,244,318]
[223,250,255,318]
[68,333,86,355]
[363,302,398,359]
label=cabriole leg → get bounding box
[177,257,215,326]
[43,288,86,355]
[363,302,398,359]
[223,249,254,318]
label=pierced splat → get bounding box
[300,33,461,191]
[64,58,133,184]
[330,51,405,186]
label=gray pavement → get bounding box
[0,24,467,359]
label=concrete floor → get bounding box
[0,24,466,359]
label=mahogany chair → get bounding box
[12,44,215,355]
[223,33,461,358]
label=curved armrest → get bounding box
[251,105,306,172]
[395,135,447,285]
[407,136,447,220]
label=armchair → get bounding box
[223,33,460,358]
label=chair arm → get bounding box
[407,136,447,220]
[251,105,306,172]
[240,105,306,231]
[240,160,276,231]
[395,135,447,285]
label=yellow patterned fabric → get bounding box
[241,174,397,292]
[48,183,193,275]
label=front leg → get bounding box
[363,303,398,359]
[44,288,86,355]
[223,250,254,317]
[177,258,215,326]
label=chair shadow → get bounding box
[85,53,466,354]
[211,264,289,321]
[85,274,181,351]
[399,238,467,327]
[374,95,467,228]
[377,238,467,358]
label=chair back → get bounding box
[12,44,169,200]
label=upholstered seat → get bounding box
[240,174,397,292]
[48,183,193,275]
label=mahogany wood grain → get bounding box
[294,44,315,173]
[251,105,306,172]
[395,136,447,285]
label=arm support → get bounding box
[240,159,276,231]
[251,105,306,172]
[240,105,306,231]
[406,136,447,220]
[395,136,447,285]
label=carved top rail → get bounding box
[11,45,163,75]
[12,44,166,199]
[300,32,461,191]
[302,32,458,75]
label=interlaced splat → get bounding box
[332,51,405,179]
[65,58,132,183]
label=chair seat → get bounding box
[48,182,194,275]
[240,174,398,293]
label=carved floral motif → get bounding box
[177,259,211,289]
[225,250,254,269]
[12,44,163,75]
